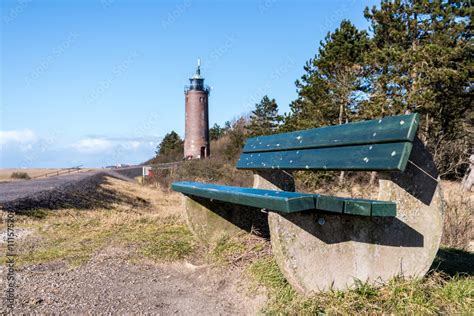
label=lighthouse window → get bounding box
[200,97,204,103]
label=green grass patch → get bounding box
[11,210,116,266]
[247,255,474,314]
[209,234,247,265]
[3,208,196,267]
[137,224,195,261]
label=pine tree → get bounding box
[209,123,223,141]
[155,131,183,162]
[364,0,472,178]
[285,20,370,131]
[224,117,248,162]
[247,96,282,136]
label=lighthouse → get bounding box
[184,59,210,159]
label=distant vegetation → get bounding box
[151,131,184,164]
[151,0,472,183]
[11,172,31,180]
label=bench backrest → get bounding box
[237,114,420,172]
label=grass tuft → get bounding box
[137,224,195,261]
[207,232,270,267]
[209,234,247,265]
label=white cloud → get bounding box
[72,138,113,153]
[0,129,37,145]
[125,141,141,149]
[1,133,161,168]
[71,136,157,153]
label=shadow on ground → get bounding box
[431,248,474,276]
[0,174,150,215]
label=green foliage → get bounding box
[223,118,248,162]
[285,20,370,132]
[209,123,224,141]
[247,95,282,137]
[155,130,183,163]
[284,1,472,178]
[223,120,232,131]
[11,171,30,179]
[362,0,472,178]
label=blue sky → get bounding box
[1,0,378,168]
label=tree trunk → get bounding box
[369,171,377,186]
[337,99,345,186]
[338,171,345,187]
[462,154,474,191]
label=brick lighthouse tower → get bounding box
[184,59,210,159]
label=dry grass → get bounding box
[441,181,473,250]
[0,177,190,266]
[208,232,270,267]
[0,168,97,182]
[0,169,60,181]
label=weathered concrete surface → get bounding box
[183,195,269,243]
[267,140,444,294]
[268,182,443,293]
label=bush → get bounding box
[148,157,253,190]
[11,171,30,180]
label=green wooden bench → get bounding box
[172,114,444,294]
[173,113,418,216]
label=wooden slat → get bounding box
[171,182,316,213]
[171,182,397,216]
[371,201,397,216]
[242,114,420,153]
[316,195,396,216]
[237,142,413,172]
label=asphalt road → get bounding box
[0,171,102,204]
[0,167,143,205]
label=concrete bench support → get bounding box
[265,139,443,293]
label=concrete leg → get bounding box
[183,195,269,243]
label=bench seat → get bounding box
[172,181,396,216]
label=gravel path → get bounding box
[2,246,263,314]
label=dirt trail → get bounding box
[3,245,264,314]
